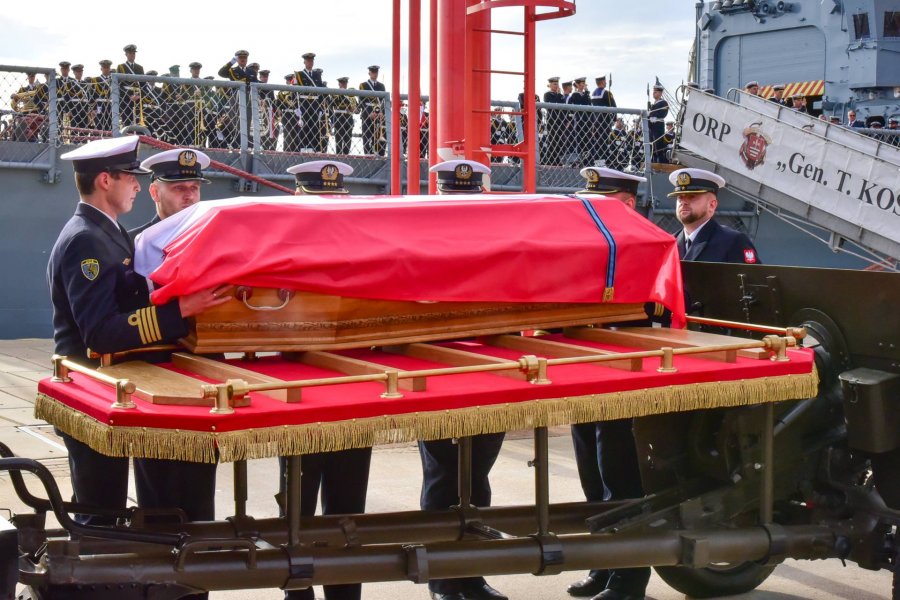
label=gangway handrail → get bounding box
[720,87,900,166]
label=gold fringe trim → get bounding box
[35,370,818,464]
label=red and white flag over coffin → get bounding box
[136,194,686,326]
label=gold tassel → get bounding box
[35,370,818,463]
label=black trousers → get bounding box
[279,447,373,600]
[332,113,354,155]
[60,431,218,522]
[60,431,129,526]
[571,419,650,594]
[418,433,505,594]
[650,123,667,163]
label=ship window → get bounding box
[853,13,870,39]
[885,12,900,37]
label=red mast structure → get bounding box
[393,0,575,194]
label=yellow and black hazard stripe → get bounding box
[127,306,163,345]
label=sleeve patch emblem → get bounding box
[80,259,100,281]
[743,249,757,264]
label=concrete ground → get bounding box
[0,339,893,600]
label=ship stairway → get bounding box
[673,89,900,263]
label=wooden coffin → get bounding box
[182,287,647,353]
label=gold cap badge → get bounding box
[321,165,339,181]
[178,151,197,167]
[455,164,473,180]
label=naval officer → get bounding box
[278,160,372,600]
[359,65,386,155]
[419,159,508,600]
[668,168,760,264]
[294,53,326,151]
[648,84,668,163]
[543,76,567,165]
[130,148,211,236]
[116,44,145,128]
[49,136,229,526]
[567,167,651,600]
[590,74,616,164]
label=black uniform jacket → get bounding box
[676,218,760,264]
[128,214,161,241]
[48,203,186,362]
[218,63,258,84]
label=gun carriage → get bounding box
[1,195,898,599]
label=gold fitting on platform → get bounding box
[657,347,677,373]
[99,353,113,368]
[381,370,404,399]
[51,355,72,383]
[532,357,552,385]
[519,354,539,377]
[201,384,218,403]
[111,379,137,409]
[764,335,790,362]
[227,379,250,402]
[242,352,258,362]
[210,383,235,415]
[786,326,807,341]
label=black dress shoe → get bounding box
[464,582,509,600]
[590,589,645,600]
[430,593,467,600]
[567,574,609,597]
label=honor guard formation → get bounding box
[10,43,898,159]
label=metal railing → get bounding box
[2,65,657,197]
[0,65,59,180]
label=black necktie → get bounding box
[684,238,692,253]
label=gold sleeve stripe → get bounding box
[147,306,162,342]
[128,312,148,345]
[139,306,162,344]
[139,308,152,344]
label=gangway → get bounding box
[675,89,900,262]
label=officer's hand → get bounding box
[178,285,234,317]
[230,56,238,65]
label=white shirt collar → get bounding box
[79,201,120,228]
[684,218,711,243]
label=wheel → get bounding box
[654,561,777,598]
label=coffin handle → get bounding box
[237,286,294,311]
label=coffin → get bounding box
[183,286,646,353]
[135,194,686,353]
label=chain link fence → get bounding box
[111,73,247,151]
[857,127,900,147]
[248,82,390,156]
[0,65,59,171]
[248,82,393,186]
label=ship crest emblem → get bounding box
[676,172,692,187]
[739,122,770,170]
[178,151,197,167]
[321,165,339,181]
[455,164,473,180]
[81,259,99,281]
